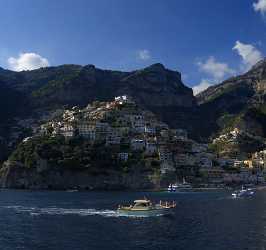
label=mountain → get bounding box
[0,63,195,108]
[0,63,198,160]
[4,59,266,161]
[196,59,266,150]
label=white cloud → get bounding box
[192,79,213,95]
[233,41,263,71]
[8,52,50,71]
[253,0,266,14]
[194,57,235,95]
[193,41,264,95]
[197,56,235,80]
[137,49,151,60]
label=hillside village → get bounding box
[11,95,265,188]
[39,95,196,175]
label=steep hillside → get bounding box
[0,63,198,161]
[196,59,266,140]
[0,63,195,110]
[0,97,177,190]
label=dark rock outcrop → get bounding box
[0,161,158,190]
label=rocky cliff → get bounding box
[0,63,195,110]
[0,161,159,190]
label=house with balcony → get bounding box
[60,124,75,138]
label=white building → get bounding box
[233,160,244,168]
[60,124,75,138]
[118,152,129,162]
[114,95,134,105]
[144,125,156,135]
[131,139,145,151]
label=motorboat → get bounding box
[117,198,176,216]
[168,178,192,192]
[232,186,255,198]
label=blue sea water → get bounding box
[0,190,266,250]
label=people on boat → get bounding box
[117,197,176,214]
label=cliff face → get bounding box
[0,63,195,109]
[117,63,195,108]
[28,63,196,123]
[0,161,158,190]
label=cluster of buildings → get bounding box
[5,109,63,150]
[205,128,266,186]
[38,96,266,186]
[39,96,210,174]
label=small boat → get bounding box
[117,198,176,216]
[168,184,177,192]
[232,186,255,198]
[168,178,192,192]
[66,189,79,192]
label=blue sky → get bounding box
[0,0,266,94]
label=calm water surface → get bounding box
[0,190,266,250]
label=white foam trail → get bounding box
[2,206,164,218]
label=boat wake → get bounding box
[2,206,165,218]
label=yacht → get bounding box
[168,178,192,192]
[232,186,255,198]
[117,198,176,216]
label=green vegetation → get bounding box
[217,113,239,133]
[203,83,238,103]
[257,103,266,115]
[32,69,81,98]
[8,135,157,175]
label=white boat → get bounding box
[117,198,176,216]
[168,178,192,192]
[232,186,255,198]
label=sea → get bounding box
[0,189,266,250]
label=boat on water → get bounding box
[117,198,176,216]
[168,178,192,192]
[232,186,255,198]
